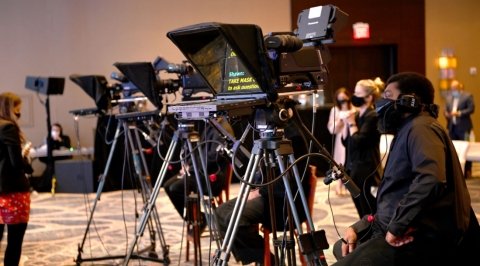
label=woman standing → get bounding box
[327,88,356,196]
[341,78,383,218]
[0,92,32,265]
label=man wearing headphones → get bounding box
[332,72,478,266]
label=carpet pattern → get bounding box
[1,163,480,266]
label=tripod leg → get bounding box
[123,131,180,265]
[126,123,166,258]
[76,122,122,264]
[187,138,225,249]
[132,126,169,256]
[276,151,327,265]
[264,149,280,266]
[213,152,261,266]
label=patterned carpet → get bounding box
[1,163,480,266]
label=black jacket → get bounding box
[342,107,382,187]
[0,120,30,192]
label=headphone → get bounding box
[397,94,422,112]
[376,94,422,116]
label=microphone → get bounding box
[324,166,360,198]
[141,130,157,147]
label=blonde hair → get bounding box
[0,92,25,143]
[356,77,384,102]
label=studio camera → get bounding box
[70,71,148,114]
[113,56,210,110]
[165,4,348,105]
[154,57,212,101]
[70,74,121,112]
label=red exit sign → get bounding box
[353,22,370,39]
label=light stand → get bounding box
[24,76,65,193]
[45,95,54,193]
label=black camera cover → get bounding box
[69,75,110,111]
[167,22,278,102]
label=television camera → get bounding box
[112,56,211,112]
[163,5,360,266]
[69,73,144,114]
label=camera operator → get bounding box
[332,72,479,266]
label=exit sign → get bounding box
[353,22,370,39]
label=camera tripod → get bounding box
[124,118,226,266]
[212,102,330,266]
[75,110,170,265]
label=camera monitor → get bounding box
[296,5,348,44]
[69,75,110,111]
[167,22,278,103]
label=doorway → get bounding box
[326,45,397,94]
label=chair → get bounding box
[379,134,394,168]
[185,163,233,263]
[258,165,318,266]
[216,163,233,205]
[452,140,470,175]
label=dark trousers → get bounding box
[449,124,469,141]
[0,223,28,266]
[332,232,459,266]
[164,174,222,221]
[164,176,190,220]
[217,196,273,265]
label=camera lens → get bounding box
[264,35,303,53]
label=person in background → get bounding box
[163,117,234,236]
[341,78,383,218]
[0,92,33,265]
[327,87,356,196]
[34,123,72,192]
[333,72,479,266]
[445,79,475,141]
[38,123,71,155]
[444,80,475,177]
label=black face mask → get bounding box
[375,98,403,134]
[338,99,348,105]
[351,95,366,107]
[14,112,21,119]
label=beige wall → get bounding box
[426,0,480,139]
[0,0,291,173]
[2,0,479,175]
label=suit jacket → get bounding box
[445,92,475,133]
[0,120,30,192]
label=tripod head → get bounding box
[253,99,292,140]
